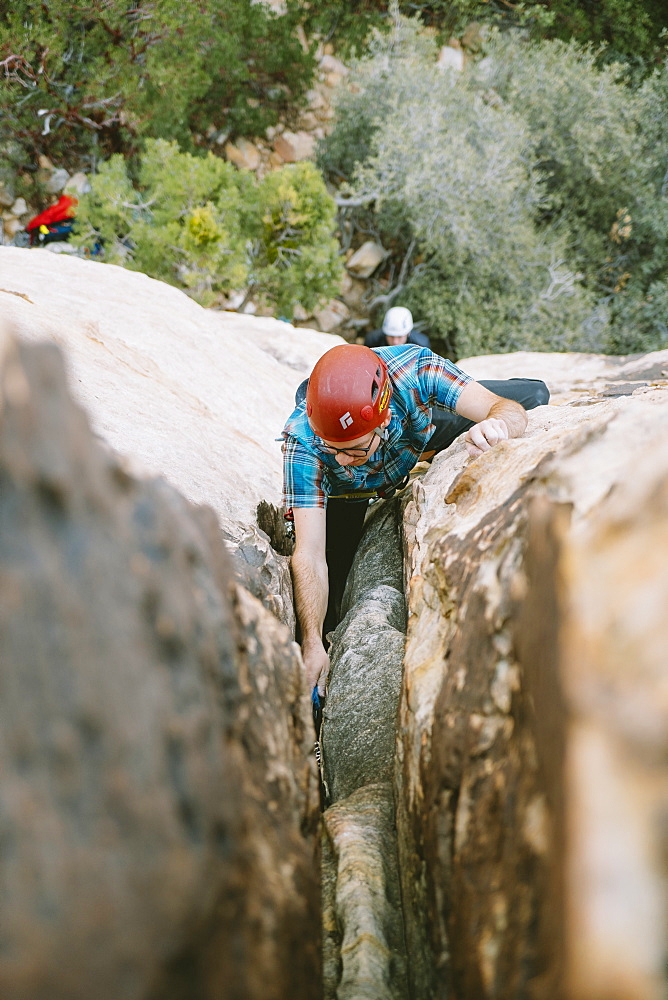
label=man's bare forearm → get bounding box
[487,397,528,438]
[291,548,328,644]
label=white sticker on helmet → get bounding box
[339,411,353,429]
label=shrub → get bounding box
[319,17,668,356]
[72,140,343,314]
[471,33,668,353]
[0,1,314,173]
[247,162,345,317]
[541,0,668,69]
[302,0,667,68]
[316,14,438,182]
[601,62,668,352]
[476,36,643,259]
[320,18,595,358]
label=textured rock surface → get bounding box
[322,784,408,1000]
[543,448,668,1000]
[321,498,409,999]
[0,329,320,1000]
[227,523,296,636]
[345,241,386,279]
[322,500,407,802]
[0,246,340,540]
[397,354,668,999]
[457,348,668,403]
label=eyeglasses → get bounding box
[316,426,388,458]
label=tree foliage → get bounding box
[2,0,665,186]
[0,1,314,172]
[300,0,667,69]
[244,163,344,316]
[72,140,342,314]
[602,62,668,351]
[318,17,668,356]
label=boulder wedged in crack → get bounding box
[322,585,406,802]
[320,497,409,1000]
[322,783,408,1000]
[322,498,407,802]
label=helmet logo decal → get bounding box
[378,381,391,412]
[339,411,353,429]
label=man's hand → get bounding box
[290,507,329,694]
[302,636,330,695]
[457,382,528,458]
[464,417,509,458]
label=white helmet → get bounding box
[382,306,413,338]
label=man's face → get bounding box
[326,429,379,467]
[385,333,408,346]
[318,413,391,467]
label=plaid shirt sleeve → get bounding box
[282,434,326,510]
[415,353,473,411]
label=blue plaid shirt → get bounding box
[282,345,472,509]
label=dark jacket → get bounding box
[364,327,431,349]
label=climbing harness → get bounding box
[326,474,411,503]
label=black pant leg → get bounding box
[426,378,550,455]
[324,498,369,638]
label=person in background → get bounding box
[364,306,430,349]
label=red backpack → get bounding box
[26,194,77,246]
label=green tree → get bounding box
[601,62,668,352]
[300,0,667,68]
[319,16,668,356]
[0,1,314,175]
[478,35,642,262]
[481,34,668,352]
[247,162,344,316]
[72,139,342,314]
[320,17,595,357]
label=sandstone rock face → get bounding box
[396,352,668,999]
[541,450,668,1000]
[65,172,92,196]
[45,167,71,194]
[0,179,15,207]
[4,234,667,1000]
[319,54,349,78]
[0,247,340,540]
[457,348,668,402]
[0,329,320,1000]
[228,523,295,635]
[3,215,24,239]
[322,784,407,1000]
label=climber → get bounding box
[281,343,549,696]
[364,305,431,349]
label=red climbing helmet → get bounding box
[306,345,393,442]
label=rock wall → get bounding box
[0,246,340,541]
[397,353,668,999]
[0,328,320,1000]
